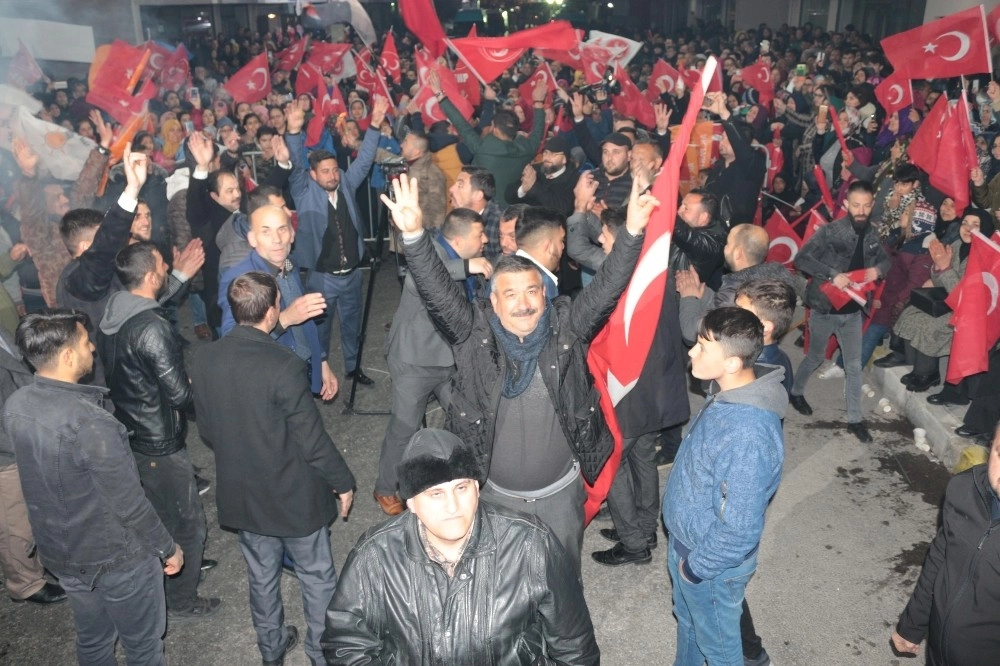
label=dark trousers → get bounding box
[132,448,206,611]
[606,432,660,551]
[375,355,452,496]
[60,555,166,666]
[741,598,764,659]
[238,527,337,665]
[0,463,47,599]
[308,270,363,373]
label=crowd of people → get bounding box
[0,9,999,666]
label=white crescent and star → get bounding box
[761,66,771,83]
[768,237,799,263]
[246,67,268,91]
[982,272,999,315]
[149,53,164,70]
[656,74,675,93]
[484,48,511,62]
[924,31,970,60]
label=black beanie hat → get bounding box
[396,429,483,501]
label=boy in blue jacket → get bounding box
[663,306,787,666]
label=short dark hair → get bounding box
[442,208,484,240]
[257,125,277,140]
[490,254,543,293]
[207,169,237,196]
[308,149,338,171]
[847,180,875,197]
[697,306,764,369]
[515,206,565,248]
[247,185,284,214]
[114,241,161,291]
[501,203,528,225]
[16,310,89,370]
[736,279,797,340]
[228,271,278,325]
[491,110,519,139]
[463,166,495,201]
[688,188,719,222]
[59,208,103,251]
[892,163,921,184]
[600,206,627,238]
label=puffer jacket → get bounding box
[896,464,1000,666]
[98,292,192,456]
[795,215,892,314]
[402,227,643,485]
[322,501,600,665]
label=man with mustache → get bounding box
[380,174,657,576]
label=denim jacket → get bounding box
[3,377,174,584]
[663,364,787,581]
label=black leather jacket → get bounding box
[401,228,643,485]
[322,501,600,665]
[98,297,192,456]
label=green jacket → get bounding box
[0,252,20,336]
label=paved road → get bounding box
[0,265,950,665]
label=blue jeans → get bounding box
[60,555,167,666]
[668,537,757,666]
[238,527,338,665]
[308,269,363,373]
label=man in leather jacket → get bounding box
[379,174,656,576]
[98,241,219,621]
[322,428,599,665]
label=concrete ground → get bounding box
[0,262,955,665]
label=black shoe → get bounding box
[653,447,676,468]
[744,648,772,666]
[900,372,916,386]
[789,394,813,416]
[167,597,222,623]
[927,392,969,406]
[196,475,210,495]
[874,352,907,368]
[906,374,940,393]
[599,528,657,548]
[11,581,67,604]
[847,421,873,443]
[793,333,804,348]
[200,558,217,571]
[955,425,987,438]
[591,542,652,567]
[346,369,375,386]
[262,626,299,666]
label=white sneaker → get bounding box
[817,364,845,380]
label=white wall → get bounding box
[0,18,95,63]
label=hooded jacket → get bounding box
[663,364,787,581]
[896,464,1000,666]
[98,291,192,456]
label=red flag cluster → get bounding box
[224,52,272,105]
[908,95,975,212]
[946,232,1000,382]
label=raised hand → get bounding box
[280,292,327,327]
[370,95,389,129]
[271,135,291,163]
[173,238,205,278]
[428,70,442,96]
[286,99,307,134]
[654,103,672,133]
[122,142,149,197]
[12,137,39,178]
[625,172,661,235]
[188,131,215,170]
[90,109,113,148]
[521,163,537,192]
[573,171,598,214]
[531,78,547,103]
[380,175,423,234]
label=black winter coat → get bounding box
[402,228,643,484]
[896,464,1000,666]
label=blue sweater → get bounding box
[663,364,787,581]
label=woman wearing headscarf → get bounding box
[971,133,1000,213]
[888,208,997,393]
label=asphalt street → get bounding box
[0,262,951,665]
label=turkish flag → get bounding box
[224,52,271,105]
[295,61,324,97]
[275,37,309,72]
[518,62,557,106]
[6,40,43,90]
[90,40,147,93]
[881,6,992,79]
[874,70,913,117]
[945,232,1000,382]
[307,84,346,146]
[800,206,827,243]
[143,41,175,74]
[308,42,352,74]
[379,31,401,84]
[585,30,642,69]
[580,44,613,85]
[584,58,717,522]
[356,45,373,66]
[158,45,190,92]
[446,39,524,85]
[353,53,378,93]
[371,65,395,105]
[534,45,582,70]
[412,49,474,123]
[909,95,973,212]
[646,59,681,103]
[818,269,878,310]
[740,61,774,104]
[764,210,802,267]
[989,4,1000,45]
[400,0,447,58]
[612,65,656,129]
[86,85,148,126]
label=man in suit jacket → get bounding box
[373,208,492,516]
[191,271,356,666]
[0,328,66,604]
[285,97,388,386]
[504,136,577,217]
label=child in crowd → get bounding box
[735,279,797,394]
